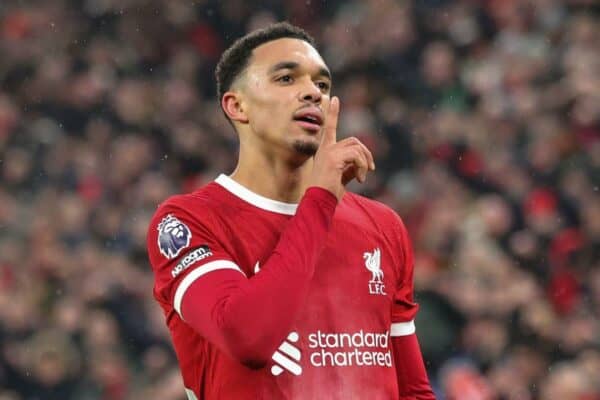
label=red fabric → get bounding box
[550,228,584,266]
[442,363,495,400]
[457,150,483,177]
[548,269,580,315]
[1,11,32,39]
[392,334,436,399]
[180,187,337,365]
[78,174,103,204]
[147,177,426,398]
[189,23,223,59]
[523,188,557,217]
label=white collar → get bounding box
[215,174,298,215]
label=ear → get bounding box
[221,91,249,124]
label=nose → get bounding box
[299,81,322,104]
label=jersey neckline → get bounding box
[215,174,298,215]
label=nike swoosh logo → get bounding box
[254,261,261,274]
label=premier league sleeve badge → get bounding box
[157,214,192,259]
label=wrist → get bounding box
[304,186,339,206]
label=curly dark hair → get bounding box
[215,22,316,110]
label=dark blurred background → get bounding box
[0,0,599,399]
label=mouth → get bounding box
[293,108,323,133]
[294,119,322,132]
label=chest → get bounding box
[220,210,398,323]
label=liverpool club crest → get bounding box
[364,248,386,295]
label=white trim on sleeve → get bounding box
[174,260,246,318]
[390,320,416,336]
[184,388,198,400]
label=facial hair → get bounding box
[292,139,318,156]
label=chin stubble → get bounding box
[292,140,318,156]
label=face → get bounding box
[231,38,332,159]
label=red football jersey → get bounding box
[147,174,419,399]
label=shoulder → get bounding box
[343,192,404,226]
[158,181,224,209]
[146,182,231,261]
[148,182,229,241]
[342,192,411,249]
[153,182,225,220]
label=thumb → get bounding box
[321,96,339,146]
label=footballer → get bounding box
[147,22,435,399]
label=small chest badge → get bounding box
[364,248,386,295]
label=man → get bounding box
[147,22,435,399]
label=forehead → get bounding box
[247,38,328,74]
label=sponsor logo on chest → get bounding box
[269,329,392,376]
[266,248,391,377]
[271,332,302,376]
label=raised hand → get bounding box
[309,96,375,201]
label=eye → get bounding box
[316,81,330,91]
[277,75,293,84]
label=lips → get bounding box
[293,108,323,132]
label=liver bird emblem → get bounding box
[363,248,383,283]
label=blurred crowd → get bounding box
[0,0,599,399]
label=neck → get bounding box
[230,147,313,204]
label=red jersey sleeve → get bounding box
[388,212,435,398]
[390,214,419,332]
[147,199,241,314]
[147,188,338,367]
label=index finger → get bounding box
[321,96,339,146]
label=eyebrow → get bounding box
[268,61,331,80]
